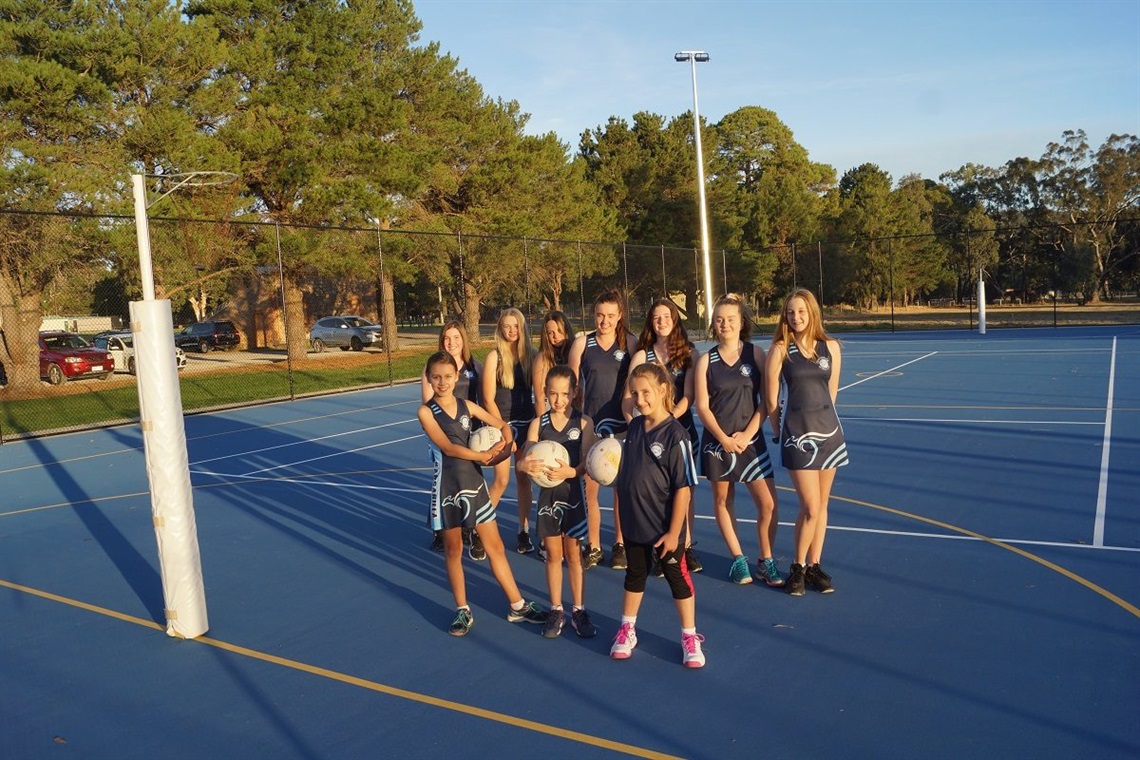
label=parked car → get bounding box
[174,320,240,353]
[92,330,187,375]
[39,331,114,385]
[309,316,383,352]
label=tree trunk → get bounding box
[463,281,480,342]
[0,272,45,392]
[379,270,398,351]
[283,275,308,363]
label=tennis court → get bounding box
[2,326,1138,759]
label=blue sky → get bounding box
[413,0,1140,183]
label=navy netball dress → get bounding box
[533,410,588,543]
[646,346,698,445]
[493,357,535,440]
[455,358,482,404]
[700,343,774,481]
[426,398,495,530]
[779,341,849,470]
[580,332,630,439]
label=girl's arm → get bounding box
[481,349,504,421]
[764,341,786,433]
[737,343,766,441]
[673,353,697,420]
[532,354,549,417]
[515,418,544,476]
[567,335,587,409]
[656,484,692,557]
[694,350,740,453]
[575,416,598,479]
[467,398,514,449]
[620,349,648,421]
[419,372,432,404]
[827,339,842,404]
[418,405,489,463]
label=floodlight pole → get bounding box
[676,50,714,323]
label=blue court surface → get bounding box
[2,326,1138,759]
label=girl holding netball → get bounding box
[418,351,547,636]
[694,293,782,587]
[517,365,598,639]
[422,320,484,556]
[623,297,703,573]
[568,289,638,571]
[532,310,573,418]
[765,288,848,596]
[609,363,704,668]
[483,308,538,556]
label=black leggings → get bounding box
[623,542,693,600]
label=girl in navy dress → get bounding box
[421,320,484,556]
[624,298,703,573]
[609,363,704,668]
[765,289,848,596]
[693,294,781,587]
[417,352,547,636]
[482,308,537,556]
[568,290,637,570]
[518,365,599,639]
[531,310,573,418]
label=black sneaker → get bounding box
[542,608,565,638]
[469,530,486,561]
[583,545,603,570]
[570,608,597,638]
[786,563,806,596]
[517,530,534,554]
[449,607,474,637]
[507,600,548,624]
[536,543,547,562]
[430,530,444,552]
[806,563,834,594]
[461,528,472,547]
[610,542,628,570]
[684,545,703,573]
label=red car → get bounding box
[39,331,114,385]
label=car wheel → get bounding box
[48,364,66,385]
[198,339,210,353]
[312,338,325,353]
[350,336,363,352]
[338,345,350,351]
[128,357,137,375]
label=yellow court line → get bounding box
[823,492,1140,619]
[0,579,681,760]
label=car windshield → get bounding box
[43,334,89,349]
[343,317,374,328]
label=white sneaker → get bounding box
[609,622,638,659]
[682,632,706,668]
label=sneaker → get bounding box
[430,530,444,552]
[461,528,472,547]
[610,543,628,570]
[570,608,597,638]
[786,563,806,596]
[681,632,706,668]
[583,545,603,570]
[609,622,638,659]
[536,543,547,562]
[542,608,565,638]
[448,607,474,637]
[728,555,753,585]
[806,563,835,594]
[468,530,486,561]
[507,600,548,624]
[684,546,703,573]
[757,557,785,587]
[517,530,534,554]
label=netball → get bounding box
[527,440,570,489]
[585,436,622,486]
[468,425,503,453]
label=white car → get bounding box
[92,331,187,375]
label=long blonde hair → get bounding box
[773,288,833,359]
[494,307,534,390]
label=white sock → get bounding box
[621,615,637,626]
[510,599,525,611]
[682,626,696,636]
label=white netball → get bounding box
[468,425,503,452]
[586,436,622,486]
[527,440,570,489]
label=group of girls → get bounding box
[416,287,846,665]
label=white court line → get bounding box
[239,434,425,476]
[190,418,420,467]
[839,351,938,391]
[189,470,430,494]
[1093,337,1117,547]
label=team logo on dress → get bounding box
[567,427,581,440]
[650,442,665,459]
[740,365,752,377]
[460,414,471,430]
[817,357,830,371]
[464,369,475,380]
[614,350,626,361]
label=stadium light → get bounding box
[675,50,714,322]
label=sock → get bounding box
[457,605,470,612]
[573,605,584,613]
[682,627,696,636]
[551,605,563,611]
[621,615,637,626]
[510,599,525,611]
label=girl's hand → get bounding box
[481,440,510,466]
[554,458,575,480]
[654,532,680,558]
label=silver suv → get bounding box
[308,316,383,352]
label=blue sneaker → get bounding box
[729,555,753,585]
[757,557,785,587]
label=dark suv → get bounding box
[175,320,241,353]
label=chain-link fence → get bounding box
[2,210,1137,441]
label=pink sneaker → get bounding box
[682,632,706,668]
[609,622,638,659]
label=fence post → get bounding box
[377,223,394,385]
[888,237,895,333]
[818,241,824,306]
[274,223,295,399]
[578,241,586,333]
